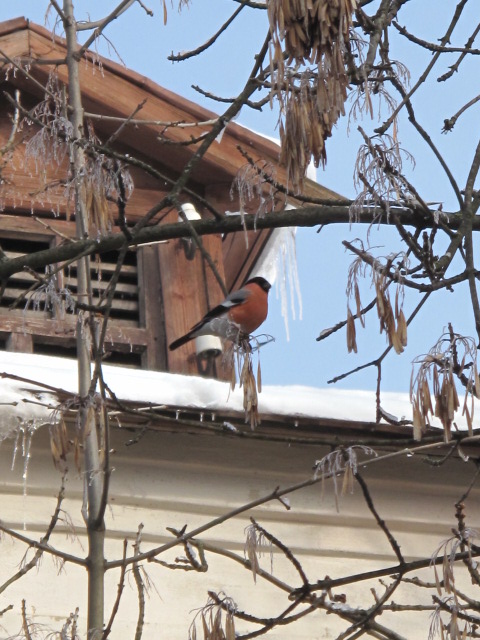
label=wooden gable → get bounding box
[0,18,339,376]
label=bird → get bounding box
[169,276,271,351]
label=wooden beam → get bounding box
[6,331,33,353]
[0,313,148,352]
[155,211,225,376]
[137,244,168,370]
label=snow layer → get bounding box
[0,351,415,429]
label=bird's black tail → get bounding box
[169,333,193,351]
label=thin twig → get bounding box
[21,600,33,640]
[102,539,128,639]
[169,2,247,61]
[104,99,147,147]
[132,524,146,640]
[0,470,69,595]
[354,471,404,564]
[106,437,469,570]
[328,291,430,384]
[375,0,470,137]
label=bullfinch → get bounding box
[169,276,271,351]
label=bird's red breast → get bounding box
[227,282,268,335]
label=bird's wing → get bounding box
[198,287,251,324]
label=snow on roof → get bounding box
[2,350,474,442]
[0,351,421,438]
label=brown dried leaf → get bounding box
[443,553,453,593]
[49,417,70,468]
[447,377,459,420]
[433,365,439,396]
[213,609,222,636]
[422,379,433,418]
[391,326,404,354]
[375,283,385,320]
[50,438,60,468]
[245,528,260,584]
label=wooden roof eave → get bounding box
[0,18,344,293]
[0,21,263,187]
[0,18,339,205]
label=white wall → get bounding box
[0,424,478,639]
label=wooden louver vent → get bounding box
[0,235,145,367]
[1,239,140,326]
[1,236,52,316]
[64,249,140,326]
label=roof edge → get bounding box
[0,16,29,38]
[6,18,286,163]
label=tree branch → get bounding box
[0,204,465,282]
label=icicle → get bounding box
[279,239,290,340]
[249,216,303,342]
[22,425,34,486]
[276,226,302,341]
[9,420,41,531]
[11,425,21,471]
[22,423,36,531]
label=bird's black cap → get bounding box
[245,276,271,292]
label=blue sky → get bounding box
[2,2,478,395]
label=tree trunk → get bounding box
[63,1,105,636]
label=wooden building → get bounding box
[0,17,337,378]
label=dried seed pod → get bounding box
[422,379,433,417]
[397,309,408,347]
[267,0,356,189]
[390,326,404,355]
[225,613,236,640]
[412,398,424,441]
[475,365,480,399]
[410,329,478,442]
[354,281,364,327]
[346,306,357,353]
